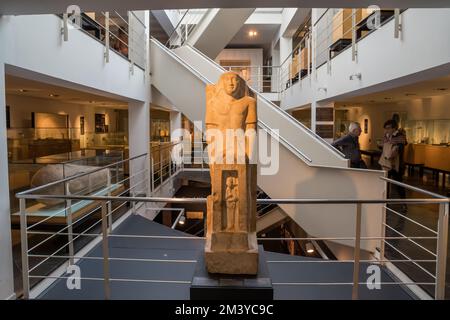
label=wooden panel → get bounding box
[316,124,334,139]
[187,211,204,219]
[300,47,309,70]
[316,108,334,122]
[332,9,362,44]
[424,145,450,172]
[290,54,299,78]
[404,144,426,164]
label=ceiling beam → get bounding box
[1,1,450,15]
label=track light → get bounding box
[305,242,315,254]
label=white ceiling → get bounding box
[336,74,450,105]
[5,75,128,109]
[227,24,280,50]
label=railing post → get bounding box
[65,183,74,265]
[351,9,357,61]
[101,202,111,300]
[352,203,362,300]
[62,13,69,41]
[19,198,30,299]
[160,145,163,183]
[394,9,402,39]
[107,170,113,233]
[380,178,388,265]
[104,12,110,63]
[151,157,155,191]
[435,202,449,300]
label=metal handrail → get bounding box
[16,192,450,204]
[16,153,147,196]
[165,9,190,47]
[17,151,449,300]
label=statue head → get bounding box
[218,72,247,99]
[226,176,235,188]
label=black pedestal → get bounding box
[190,246,273,300]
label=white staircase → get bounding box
[150,38,387,253]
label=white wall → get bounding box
[5,95,121,132]
[170,111,182,142]
[0,14,147,102]
[281,9,450,111]
[0,12,151,299]
[343,94,450,150]
[215,48,263,67]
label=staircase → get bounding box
[150,38,387,254]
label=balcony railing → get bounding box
[15,144,449,300]
[61,10,147,70]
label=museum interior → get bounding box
[0,2,449,301]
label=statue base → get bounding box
[205,232,258,274]
[191,245,273,300]
[204,163,259,275]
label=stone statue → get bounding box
[204,72,259,275]
[30,164,110,206]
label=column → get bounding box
[0,62,15,300]
[128,100,151,197]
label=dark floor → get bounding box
[38,215,414,300]
[381,167,450,299]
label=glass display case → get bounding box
[404,119,450,145]
[151,119,170,142]
[9,150,124,223]
[7,128,81,161]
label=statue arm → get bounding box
[245,98,257,130]
[245,99,257,160]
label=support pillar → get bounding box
[0,63,15,300]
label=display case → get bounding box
[9,150,125,225]
[404,119,450,145]
[7,128,81,161]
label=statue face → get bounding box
[221,73,241,96]
[226,176,234,187]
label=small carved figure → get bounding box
[225,176,239,231]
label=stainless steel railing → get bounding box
[61,10,147,70]
[15,151,449,300]
[165,9,211,49]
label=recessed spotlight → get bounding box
[248,30,258,37]
[89,100,95,104]
[49,93,60,98]
[305,242,315,254]
[435,88,448,91]
[405,93,416,96]
[19,89,28,93]
[384,97,392,100]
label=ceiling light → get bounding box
[384,97,391,100]
[435,88,448,91]
[49,93,60,98]
[178,215,186,225]
[405,93,416,96]
[248,30,257,37]
[19,89,28,93]
[305,242,315,254]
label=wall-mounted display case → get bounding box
[404,119,450,145]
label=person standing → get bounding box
[332,122,367,168]
[379,119,408,198]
